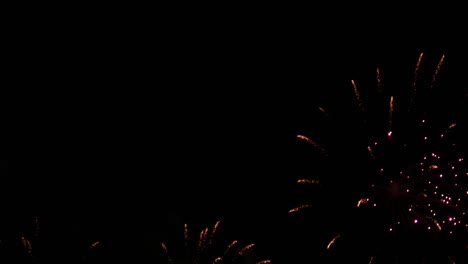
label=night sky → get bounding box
[5,12,468,263]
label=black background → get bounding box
[4,7,468,263]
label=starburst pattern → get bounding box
[290,53,468,263]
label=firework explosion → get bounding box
[290,53,468,263]
[159,220,271,264]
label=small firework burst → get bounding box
[160,220,270,264]
[291,52,468,263]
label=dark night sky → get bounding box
[5,10,468,262]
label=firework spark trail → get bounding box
[88,241,100,251]
[81,241,102,262]
[288,204,314,214]
[376,67,382,93]
[357,198,370,207]
[297,179,319,184]
[238,243,255,256]
[413,52,424,87]
[318,106,329,119]
[318,106,327,114]
[410,52,424,111]
[448,255,456,264]
[430,54,445,91]
[223,240,238,256]
[21,236,33,257]
[326,234,341,250]
[367,145,375,159]
[208,220,220,246]
[351,80,365,114]
[233,243,272,264]
[161,242,168,254]
[160,242,175,263]
[194,227,210,264]
[388,95,394,137]
[441,123,457,138]
[201,227,209,249]
[296,134,327,156]
[184,222,189,255]
[425,216,442,231]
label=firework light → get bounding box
[159,220,271,264]
[290,53,468,263]
[0,216,102,263]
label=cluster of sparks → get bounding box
[160,220,271,264]
[353,53,466,238]
[290,53,467,262]
[366,128,467,235]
